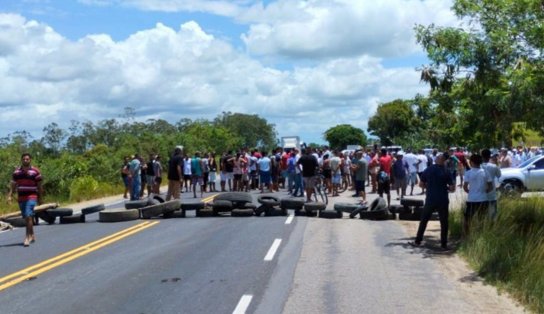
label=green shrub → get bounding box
[451,197,544,312]
[69,176,118,202]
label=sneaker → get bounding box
[408,241,421,247]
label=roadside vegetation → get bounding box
[0,111,277,216]
[449,197,544,313]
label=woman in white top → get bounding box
[463,154,492,236]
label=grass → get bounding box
[450,197,544,313]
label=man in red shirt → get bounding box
[8,153,43,247]
[379,148,393,175]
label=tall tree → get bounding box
[214,112,277,149]
[367,99,417,146]
[415,0,544,147]
[323,124,367,150]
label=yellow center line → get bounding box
[0,221,159,292]
[201,193,218,203]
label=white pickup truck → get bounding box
[499,155,544,196]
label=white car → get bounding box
[499,155,544,196]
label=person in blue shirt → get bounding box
[411,152,456,250]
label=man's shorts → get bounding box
[332,173,341,185]
[260,171,271,184]
[146,175,155,186]
[394,176,407,189]
[191,175,204,185]
[19,199,37,218]
[458,167,465,176]
[303,176,316,189]
[378,180,390,195]
[355,180,365,193]
[408,172,418,185]
[226,172,234,180]
[234,174,242,181]
[122,176,130,187]
[154,177,162,185]
[183,175,191,181]
[464,201,488,218]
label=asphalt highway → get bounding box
[0,188,524,314]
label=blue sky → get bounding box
[0,0,457,145]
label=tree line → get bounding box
[0,111,277,208]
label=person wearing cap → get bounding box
[411,152,455,250]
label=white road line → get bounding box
[233,294,253,314]
[285,214,294,224]
[264,239,282,261]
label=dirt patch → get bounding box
[398,219,527,313]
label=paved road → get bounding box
[0,187,524,313]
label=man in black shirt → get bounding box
[166,147,183,200]
[412,152,455,250]
[297,148,318,202]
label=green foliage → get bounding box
[69,176,117,202]
[450,197,544,312]
[367,99,417,146]
[214,112,277,150]
[323,124,367,150]
[414,0,544,147]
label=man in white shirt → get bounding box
[258,151,272,193]
[463,154,493,235]
[481,149,501,219]
[403,149,419,196]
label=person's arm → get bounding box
[463,181,469,193]
[7,181,16,204]
[37,181,43,205]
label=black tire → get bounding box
[387,212,397,220]
[212,200,233,215]
[196,208,214,217]
[280,198,305,210]
[257,195,280,207]
[400,198,424,207]
[319,210,342,219]
[60,214,85,224]
[388,205,404,214]
[140,203,166,219]
[398,212,419,221]
[265,208,287,217]
[349,206,369,219]
[304,202,326,212]
[334,203,361,213]
[81,204,105,215]
[239,203,257,210]
[294,209,306,216]
[99,209,140,222]
[499,181,523,198]
[254,205,267,217]
[153,194,166,203]
[2,217,27,228]
[36,211,56,224]
[181,201,206,211]
[215,192,253,206]
[231,209,254,217]
[369,197,387,211]
[360,209,390,220]
[125,200,149,209]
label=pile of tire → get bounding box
[359,197,394,221]
[100,194,168,222]
[334,203,365,219]
[212,192,255,217]
[280,198,305,216]
[304,202,326,217]
[397,198,425,221]
[256,195,285,216]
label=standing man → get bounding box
[391,151,409,200]
[351,151,368,205]
[258,151,272,193]
[129,154,142,201]
[481,149,501,219]
[166,147,183,201]
[145,154,156,196]
[8,153,43,247]
[153,155,162,194]
[411,152,455,250]
[404,149,419,196]
[121,156,130,199]
[297,148,319,202]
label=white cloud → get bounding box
[240,0,458,59]
[0,12,431,143]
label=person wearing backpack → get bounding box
[378,148,393,207]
